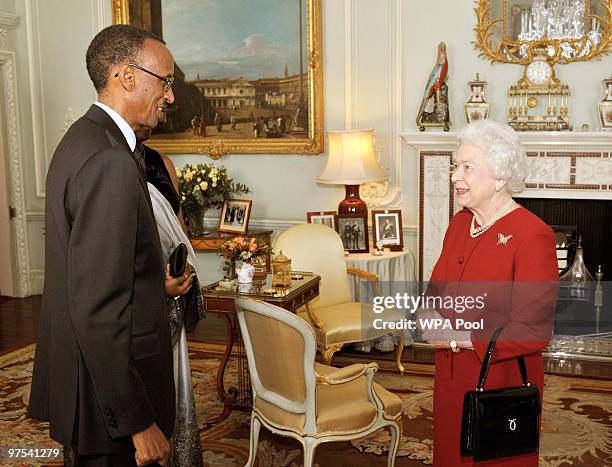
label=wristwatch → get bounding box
[449,339,460,353]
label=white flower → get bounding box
[200,181,208,191]
[176,169,182,178]
[212,177,218,183]
[212,182,217,188]
[197,177,202,182]
[181,195,186,201]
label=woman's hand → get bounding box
[416,307,474,350]
[164,264,195,297]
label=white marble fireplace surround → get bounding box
[401,132,612,281]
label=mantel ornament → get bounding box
[464,73,491,123]
[417,42,451,132]
[598,77,612,129]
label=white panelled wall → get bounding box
[1,0,610,292]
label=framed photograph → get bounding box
[335,214,369,254]
[218,199,252,234]
[371,210,404,251]
[113,0,323,157]
[306,211,337,230]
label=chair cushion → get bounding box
[253,363,402,435]
[315,363,402,432]
[298,303,404,346]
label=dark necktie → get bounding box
[133,145,147,182]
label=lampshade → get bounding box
[317,130,387,185]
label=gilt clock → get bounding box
[507,51,572,131]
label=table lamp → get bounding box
[317,129,387,214]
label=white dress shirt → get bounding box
[94,101,136,152]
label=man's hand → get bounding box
[132,423,171,466]
[164,264,195,297]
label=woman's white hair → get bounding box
[457,120,528,194]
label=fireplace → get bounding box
[515,198,612,276]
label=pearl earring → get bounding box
[495,182,501,192]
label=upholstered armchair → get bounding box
[235,297,402,467]
[273,223,406,372]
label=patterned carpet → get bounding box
[0,342,610,466]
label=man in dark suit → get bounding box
[29,24,177,466]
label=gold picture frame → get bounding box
[112,0,323,158]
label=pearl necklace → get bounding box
[469,199,514,238]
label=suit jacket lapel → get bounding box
[84,105,133,154]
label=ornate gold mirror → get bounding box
[474,0,611,65]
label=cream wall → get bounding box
[2,0,610,291]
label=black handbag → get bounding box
[460,327,541,461]
[168,243,188,278]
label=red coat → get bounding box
[429,207,558,466]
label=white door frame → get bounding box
[0,45,32,297]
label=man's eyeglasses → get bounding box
[116,63,174,92]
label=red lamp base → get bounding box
[338,184,367,215]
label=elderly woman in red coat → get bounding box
[419,120,558,466]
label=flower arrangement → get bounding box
[177,163,249,234]
[218,236,270,277]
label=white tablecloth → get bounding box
[345,249,416,301]
[344,249,416,352]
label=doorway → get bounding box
[0,70,16,297]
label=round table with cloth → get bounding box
[344,249,416,351]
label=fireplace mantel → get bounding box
[401,131,612,152]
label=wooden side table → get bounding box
[201,272,320,423]
[189,229,272,251]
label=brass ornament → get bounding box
[507,49,572,131]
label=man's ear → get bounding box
[116,64,136,91]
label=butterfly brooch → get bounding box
[497,233,513,246]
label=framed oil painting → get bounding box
[112,0,323,158]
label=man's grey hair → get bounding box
[457,120,528,194]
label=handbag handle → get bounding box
[476,327,531,391]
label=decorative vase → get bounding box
[237,261,255,284]
[186,208,207,236]
[598,78,612,131]
[464,73,490,123]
